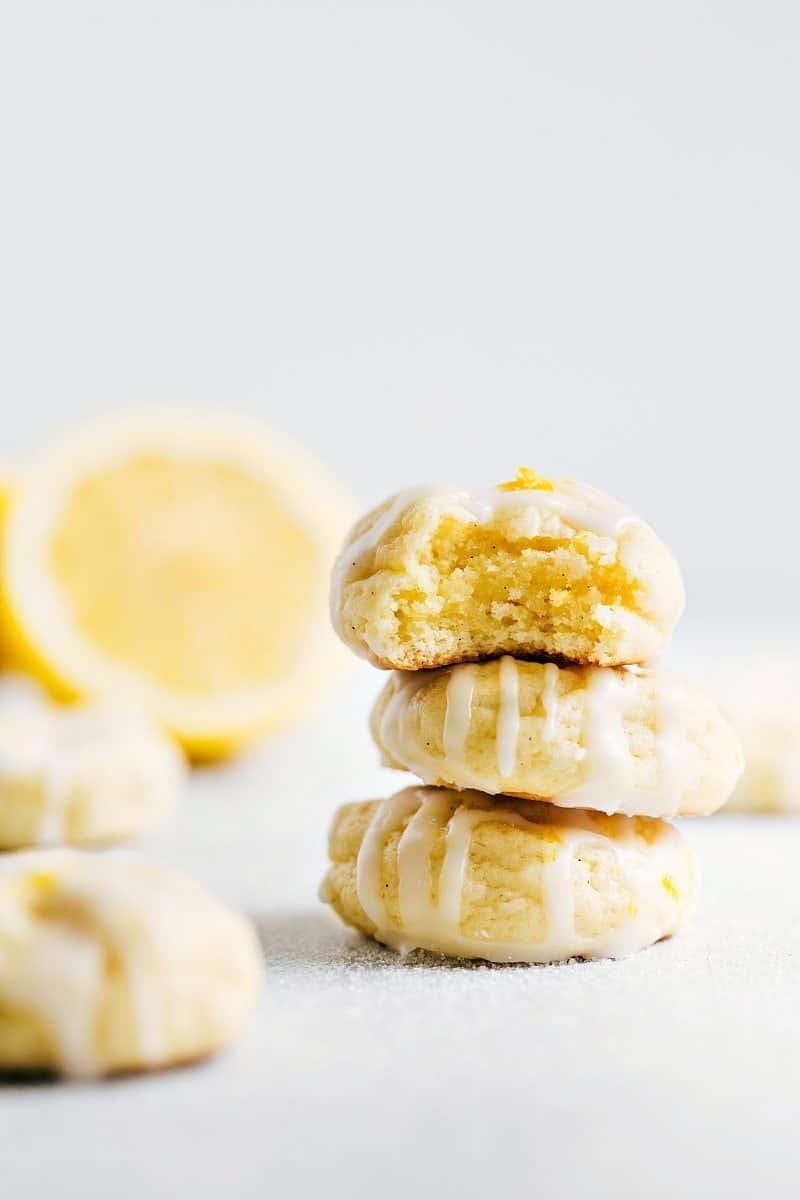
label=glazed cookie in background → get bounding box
[0,465,18,668]
[371,659,743,819]
[0,676,183,849]
[321,786,696,963]
[331,468,684,671]
[717,658,800,812]
[0,850,262,1077]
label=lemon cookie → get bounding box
[331,468,684,670]
[371,659,742,818]
[0,676,183,849]
[0,850,262,1076]
[718,658,800,812]
[321,786,695,963]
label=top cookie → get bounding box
[331,469,684,669]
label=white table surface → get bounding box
[3,634,798,1200]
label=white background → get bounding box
[3,1,799,618]
[3,5,800,1199]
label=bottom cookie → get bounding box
[0,850,262,1077]
[321,787,696,963]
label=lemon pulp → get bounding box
[49,452,319,696]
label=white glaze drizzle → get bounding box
[562,669,634,815]
[64,866,169,1069]
[396,790,454,934]
[330,486,437,633]
[354,788,689,963]
[655,680,693,815]
[355,788,422,950]
[561,668,696,817]
[454,479,635,539]
[495,656,520,778]
[540,662,560,743]
[0,912,103,1077]
[377,671,437,780]
[443,664,477,769]
[0,855,147,1077]
[378,664,697,819]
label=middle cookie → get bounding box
[371,658,743,819]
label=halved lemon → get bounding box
[0,466,16,511]
[1,410,353,759]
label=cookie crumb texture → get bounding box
[322,788,696,963]
[332,478,684,670]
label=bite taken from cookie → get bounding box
[371,658,743,819]
[331,468,684,671]
[321,786,696,964]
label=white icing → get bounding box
[0,911,103,1077]
[0,854,132,1076]
[454,479,635,539]
[354,788,689,963]
[355,788,422,951]
[561,669,634,815]
[377,671,436,780]
[560,668,694,818]
[495,656,520,778]
[63,865,168,1069]
[330,486,437,632]
[443,664,477,769]
[378,664,697,820]
[656,681,694,815]
[541,662,560,743]
[396,790,454,935]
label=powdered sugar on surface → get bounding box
[3,625,800,1199]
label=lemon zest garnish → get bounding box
[24,871,57,898]
[661,874,679,900]
[497,467,554,493]
[31,871,55,891]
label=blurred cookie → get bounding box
[0,850,262,1076]
[0,677,183,849]
[720,658,800,812]
[321,786,696,963]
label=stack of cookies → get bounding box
[323,468,743,963]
